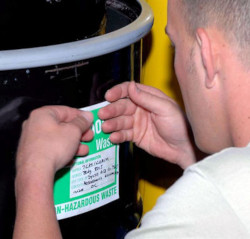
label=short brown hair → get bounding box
[180,0,250,65]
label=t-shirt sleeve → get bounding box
[125,166,249,239]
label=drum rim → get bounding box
[0,0,153,70]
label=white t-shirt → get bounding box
[126,145,250,238]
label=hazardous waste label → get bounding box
[53,102,119,220]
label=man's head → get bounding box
[181,0,250,66]
[166,0,250,153]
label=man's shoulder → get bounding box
[126,146,250,238]
[186,144,250,231]
[187,144,250,181]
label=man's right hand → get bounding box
[98,82,197,169]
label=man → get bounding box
[14,0,250,238]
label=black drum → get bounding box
[0,0,106,49]
[0,1,153,238]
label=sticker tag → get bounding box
[53,101,119,220]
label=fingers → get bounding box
[102,115,134,133]
[132,82,169,99]
[98,98,136,120]
[63,114,93,149]
[69,113,93,131]
[66,111,93,157]
[103,81,176,118]
[17,105,96,175]
[79,111,94,123]
[105,81,169,102]
[76,144,89,156]
[32,106,94,149]
[81,129,94,141]
[105,82,130,102]
[109,130,134,144]
[41,106,82,122]
[128,81,177,116]
[38,105,93,124]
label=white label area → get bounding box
[70,147,118,198]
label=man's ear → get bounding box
[196,28,216,88]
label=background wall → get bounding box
[138,0,184,216]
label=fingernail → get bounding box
[133,82,140,93]
[105,89,111,100]
[81,111,94,123]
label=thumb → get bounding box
[68,111,93,134]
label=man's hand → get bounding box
[98,82,196,169]
[16,105,94,174]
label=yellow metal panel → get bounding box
[139,0,183,215]
[142,0,182,101]
[139,180,166,216]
